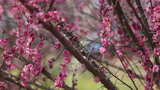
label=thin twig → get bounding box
[19,1,117,89]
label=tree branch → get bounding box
[18,0,117,89]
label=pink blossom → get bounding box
[152,65,159,72]
[48,59,53,64]
[54,72,67,88]
[64,57,71,64]
[54,79,64,88]
[20,81,28,87]
[63,50,71,57]
[99,47,106,54]
[101,38,109,47]
[154,47,160,56]
[102,17,111,27]
[54,42,61,49]
[25,48,38,55]
[0,39,8,47]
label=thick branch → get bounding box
[19,0,117,90]
[42,22,117,90]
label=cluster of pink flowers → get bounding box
[20,53,43,86]
[3,3,46,87]
[1,0,160,89]
[0,81,7,90]
[28,0,50,10]
[150,6,160,56]
[2,48,16,70]
[136,48,154,90]
[63,50,71,64]
[54,71,67,88]
[99,47,106,54]
[20,64,34,86]
[132,24,147,46]
[132,34,153,88]
[36,11,63,22]
[99,0,112,17]
[99,17,112,54]
[54,50,71,88]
